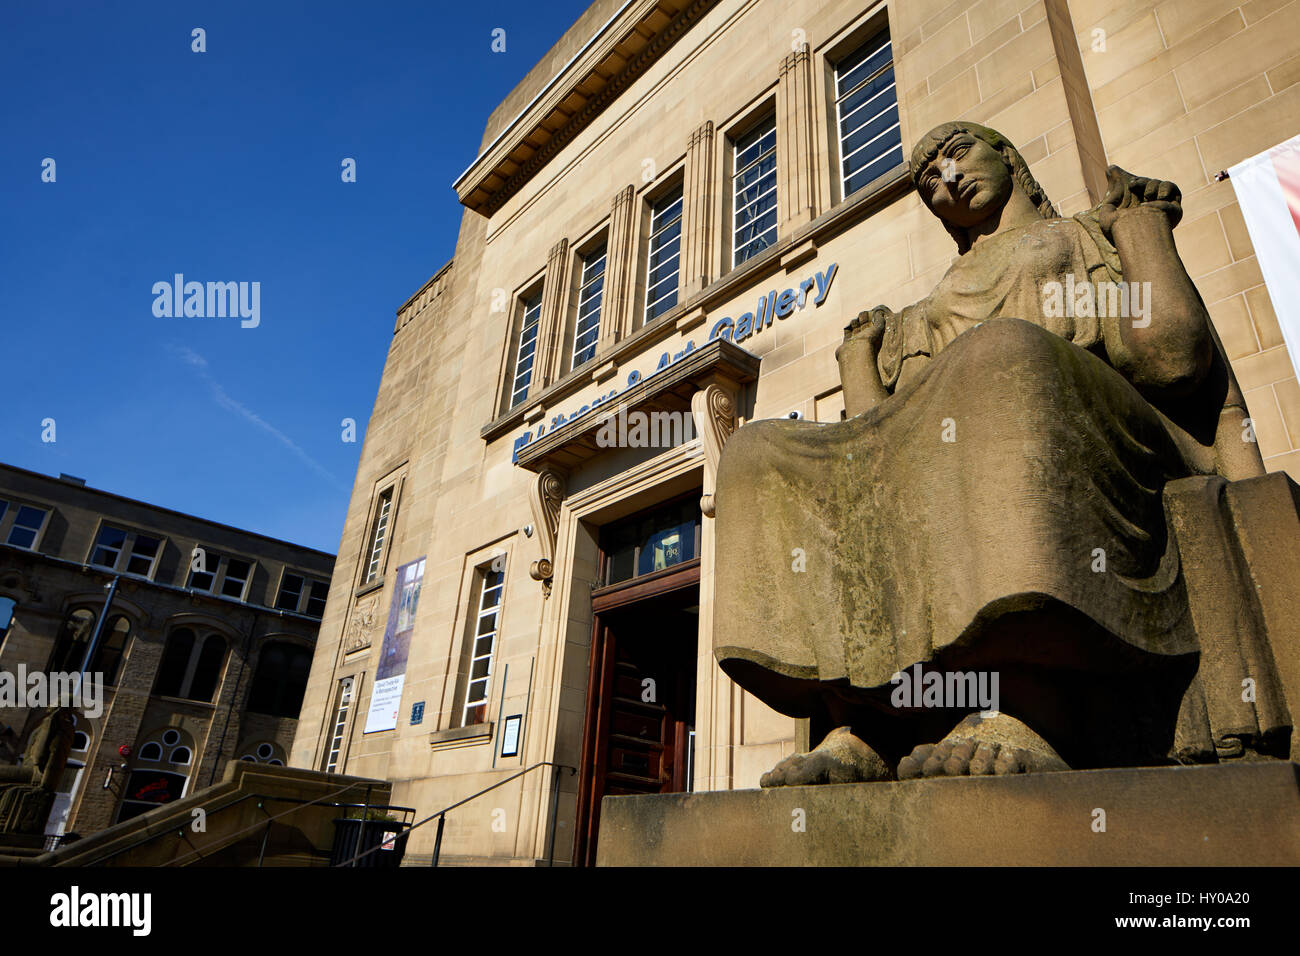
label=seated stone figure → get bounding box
[713,120,1291,786]
[0,707,75,833]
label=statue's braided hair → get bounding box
[909,121,1059,254]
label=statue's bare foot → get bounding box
[897,712,1069,780]
[760,726,891,787]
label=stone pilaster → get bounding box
[601,185,637,348]
[536,238,570,388]
[681,121,716,297]
[776,44,819,232]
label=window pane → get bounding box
[645,187,683,322]
[276,573,304,610]
[306,581,329,618]
[154,628,195,697]
[572,245,607,369]
[222,559,251,598]
[188,635,227,702]
[187,549,221,591]
[126,534,160,576]
[92,615,131,685]
[733,117,777,267]
[836,31,901,199]
[50,608,96,673]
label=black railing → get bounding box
[330,761,577,868]
[73,783,412,867]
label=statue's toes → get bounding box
[921,739,955,777]
[941,737,977,775]
[784,753,831,787]
[992,744,1027,775]
[968,740,998,775]
[898,743,934,780]
[760,753,799,788]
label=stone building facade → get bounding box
[291,0,1300,865]
[0,464,333,839]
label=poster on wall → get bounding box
[363,556,425,733]
[1229,133,1300,380]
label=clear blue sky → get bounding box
[1,0,591,553]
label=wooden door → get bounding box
[574,586,697,866]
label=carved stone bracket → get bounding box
[529,467,567,596]
[692,384,737,517]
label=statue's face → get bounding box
[916,133,1014,229]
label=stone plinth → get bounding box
[596,762,1300,866]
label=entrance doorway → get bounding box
[574,574,699,866]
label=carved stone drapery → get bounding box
[691,384,737,517]
[529,468,567,596]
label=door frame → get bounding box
[573,561,700,866]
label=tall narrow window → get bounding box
[732,115,778,266]
[461,565,504,726]
[644,187,683,322]
[48,608,96,673]
[7,506,49,550]
[834,28,903,198]
[92,615,131,685]
[364,490,393,584]
[571,244,607,370]
[153,628,227,702]
[510,293,543,408]
[247,640,313,718]
[324,676,355,773]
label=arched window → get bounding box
[48,608,95,673]
[189,635,226,702]
[153,628,195,697]
[247,641,312,718]
[138,742,162,761]
[237,741,285,766]
[117,727,194,822]
[91,615,131,685]
[153,628,227,702]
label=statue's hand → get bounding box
[1099,164,1182,233]
[845,305,890,352]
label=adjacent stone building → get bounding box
[291,0,1300,865]
[0,464,333,840]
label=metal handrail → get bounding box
[74,781,408,866]
[331,761,577,868]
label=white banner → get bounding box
[1229,133,1300,381]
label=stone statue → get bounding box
[714,121,1291,786]
[0,707,76,833]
